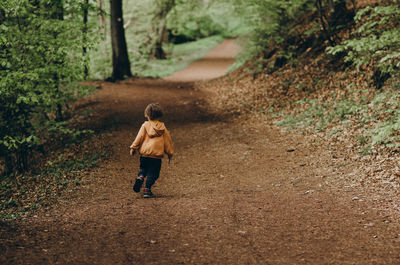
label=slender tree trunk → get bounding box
[83,0,89,80]
[329,0,353,28]
[316,0,335,46]
[316,0,354,46]
[49,0,65,122]
[109,0,132,81]
[150,0,175,60]
[97,0,108,58]
[153,25,167,59]
[98,0,106,35]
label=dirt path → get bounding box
[1,39,400,265]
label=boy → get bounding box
[129,103,174,198]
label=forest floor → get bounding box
[1,39,400,264]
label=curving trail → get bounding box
[1,39,400,265]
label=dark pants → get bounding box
[138,157,162,189]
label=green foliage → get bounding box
[167,0,243,40]
[327,2,400,75]
[131,35,224,77]
[229,0,316,71]
[278,99,332,131]
[278,95,371,133]
[268,1,400,152]
[277,82,400,152]
[0,0,96,173]
[369,88,400,148]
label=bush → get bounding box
[229,0,316,71]
[327,2,400,88]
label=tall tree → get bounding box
[109,0,132,81]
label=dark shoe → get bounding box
[133,177,144,193]
[143,189,154,198]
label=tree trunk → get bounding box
[98,0,106,35]
[48,0,65,122]
[316,0,354,46]
[329,0,354,28]
[109,0,132,81]
[316,0,335,46]
[150,0,175,60]
[83,0,89,80]
[153,26,167,59]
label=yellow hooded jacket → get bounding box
[130,121,174,159]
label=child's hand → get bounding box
[130,149,136,156]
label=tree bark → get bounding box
[109,0,132,81]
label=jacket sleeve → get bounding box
[164,129,174,156]
[130,124,146,150]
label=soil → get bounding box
[1,39,400,265]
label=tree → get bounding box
[48,0,65,122]
[97,0,106,35]
[0,0,93,174]
[83,0,89,79]
[150,0,176,60]
[109,0,132,81]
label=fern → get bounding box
[327,2,400,75]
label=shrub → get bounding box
[327,1,400,88]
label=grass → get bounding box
[89,35,224,80]
[131,35,224,77]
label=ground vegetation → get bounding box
[203,0,400,199]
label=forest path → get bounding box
[1,39,400,264]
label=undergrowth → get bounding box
[0,146,105,221]
[277,77,400,154]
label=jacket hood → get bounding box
[144,121,166,137]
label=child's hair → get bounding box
[145,103,163,120]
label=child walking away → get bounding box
[129,103,174,198]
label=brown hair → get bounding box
[144,103,163,120]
